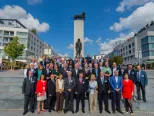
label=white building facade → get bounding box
[105,22,154,65]
[0,19,52,62]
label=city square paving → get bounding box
[0,70,154,116]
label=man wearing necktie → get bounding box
[92,63,100,79]
[97,72,111,114]
[75,72,86,113]
[109,70,123,114]
[88,63,93,75]
[22,71,36,115]
[47,73,56,112]
[64,71,76,114]
[135,66,148,102]
[123,64,136,82]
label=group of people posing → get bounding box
[22,55,148,115]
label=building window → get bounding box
[4,31,9,36]
[0,30,3,35]
[3,37,9,42]
[129,50,131,54]
[126,46,127,50]
[132,42,134,47]
[16,32,28,38]
[129,44,131,48]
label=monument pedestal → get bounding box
[74,20,84,57]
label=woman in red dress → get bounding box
[36,74,47,114]
[122,73,134,115]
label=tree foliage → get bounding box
[31,28,37,35]
[4,36,25,60]
[109,56,123,65]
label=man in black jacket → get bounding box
[64,71,76,114]
[47,73,56,112]
[75,72,86,113]
[22,71,36,115]
[92,63,101,79]
[72,63,82,79]
[123,64,136,82]
[111,62,122,77]
[26,63,38,77]
[97,71,111,114]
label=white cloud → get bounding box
[111,2,154,32]
[0,5,50,33]
[27,0,42,5]
[116,0,154,12]
[68,43,74,50]
[96,37,102,44]
[99,32,134,54]
[84,37,93,44]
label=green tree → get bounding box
[4,36,25,69]
[109,56,123,65]
[31,28,37,35]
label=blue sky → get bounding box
[0,0,154,57]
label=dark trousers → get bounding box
[86,92,90,111]
[111,92,121,112]
[124,98,133,113]
[56,92,64,111]
[76,93,85,111]
[136,82,146,100]
[24,95,35,112]
[64,92,74,111]
[48,96,56,111]
[98,91,109,112]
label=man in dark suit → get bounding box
[60,63,68,78]
[111,62,122,77]
[72,63,82,79]
[26,63,38,77]
[43,64,51,80]
[97,71,111,114]
[64,71,76,114]
[92,63,101,79]
[22,71,36,115]
[40,56,46,68]
[134,65,148,102]
[123,64,136,83]
[75,72,86,113]
[103,57,111,67]
[85,54,92,64]
[88,63,93,75]
[47,73,56,112]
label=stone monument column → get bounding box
[74,20,84,57]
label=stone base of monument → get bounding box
[0,77,24,109]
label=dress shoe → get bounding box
[71,110,74,114]
[117,110,123,114]
[52,109,55,111]
[99,111,102,113]
[143,100,147,102]
[137,98,141,100]
[31,111,34,113]
[48,110,51,112]
[105,110,111,114]
[75,111,78,113]
[112,111,115,114]
[82,110,85,113]
[23,111,28,115]
[64,109,67,114]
